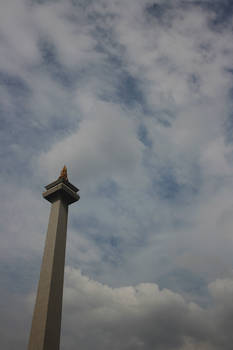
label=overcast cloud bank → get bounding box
[1,0,233,349]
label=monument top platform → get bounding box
[43,167,79,205]
[45,177,79,193]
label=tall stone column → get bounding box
[28,167,79,350]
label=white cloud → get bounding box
[33,1,100,68]
[38,97,146,188]
[208,276,233,302]
[0,181,48,262]
[60,268,231,350]
[0,1,40,73]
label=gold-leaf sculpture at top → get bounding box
[59,165,68,181]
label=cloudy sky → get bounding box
[1,0,233,349]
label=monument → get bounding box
[28,166,80,350]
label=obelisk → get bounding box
[28,166,79,350]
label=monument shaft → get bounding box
[28,169,79,350]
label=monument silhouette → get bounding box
[28,166,79,350]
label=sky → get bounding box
[1,0,233,349]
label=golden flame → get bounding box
[59,165,68,181]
